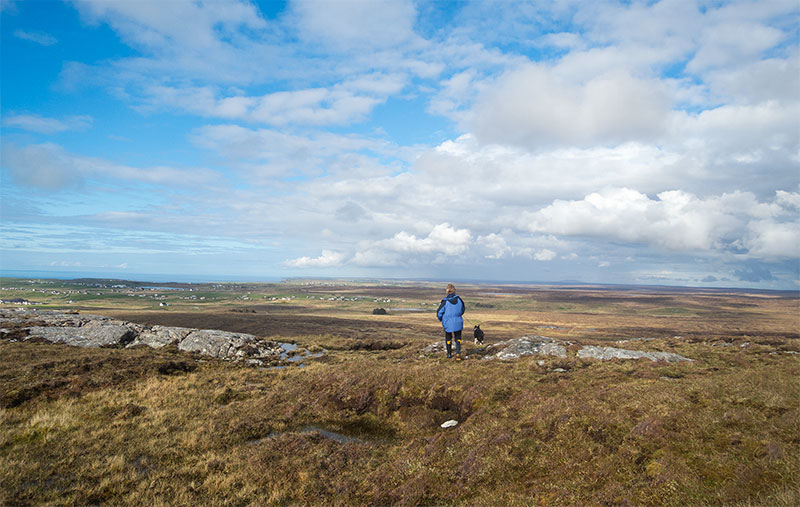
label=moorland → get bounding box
[1,277,798,505]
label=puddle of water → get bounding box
[279,342,297,359]
[248,426,361,446]
[390,307,427,312]
[288,350,325,361]
[272,343,326,369]
[301,426,361,444]
[280,342,325,360]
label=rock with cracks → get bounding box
[130,325,193,349]
[26,321,137,348]
[178,329,283,361]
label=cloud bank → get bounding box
[1,0,798,288]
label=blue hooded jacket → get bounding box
[437,293,465,332]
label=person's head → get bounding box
[446,283,456,295]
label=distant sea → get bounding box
[0,270,283,284]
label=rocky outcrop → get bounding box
[420,336,569,360]
[0,308,285,365]
[420,334,693,363]
[178,329,283,361]
[27,321,137,348]
[484,336,568,360]
[576,346,692,362]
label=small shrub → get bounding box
[215,387,237,405]
[157,360,196,375]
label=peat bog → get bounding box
[1,279,798,505]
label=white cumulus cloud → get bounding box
[352,223,472,267]
[524,188,800,260]
[470,64,674,149]
[284,249,346,268]
[534,249,557,261]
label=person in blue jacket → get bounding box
[437,283,466,360]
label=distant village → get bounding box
[0,297,40,306]
[0,280,411,308]
[0,280,204,307]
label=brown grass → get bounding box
[1,282,799,505]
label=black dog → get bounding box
[473,325,484,345]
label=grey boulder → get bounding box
[27,320,137,347]
[179,329,282,360]
[484,336,568,360]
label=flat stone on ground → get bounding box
[576,345,692,362]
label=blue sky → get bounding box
[1,0,798,288]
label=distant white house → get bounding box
[159,302,168,307]
[0,298,40,305]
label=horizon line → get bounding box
[1,269,797,295]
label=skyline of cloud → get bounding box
[1,0,798,289]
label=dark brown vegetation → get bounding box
[1,281,799,505]
[108,310,415,341]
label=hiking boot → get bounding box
[447,353,452,359]
[455,353,462,361]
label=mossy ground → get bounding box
[1,281,798,505]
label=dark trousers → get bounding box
[445,330,462,356]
